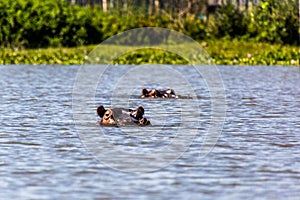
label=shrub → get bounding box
[211,1,249,38]
[248,0,299,45]
[0,0,104,48]
[0,0,298,48]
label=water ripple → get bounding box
[0,65,300,199]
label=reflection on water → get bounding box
[0,65,299,199]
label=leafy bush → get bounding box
[247,0,299,45]
[0,0,104,48]
[211,1,249,38]
[0,0,212,48]
[0,0,298,48]
[181,14,210,41]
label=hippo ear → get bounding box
[170,89,176,95]
[130,106,144,120]
[137,106,144,116]
[137,106,145,119]
[97,106,106,118]
[142,88,148,95]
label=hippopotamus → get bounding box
[97,105,151,126]
[141,88,177,98]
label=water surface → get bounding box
[0,65,299,199]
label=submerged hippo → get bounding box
[141,88,177,98]
[97,105,151,126]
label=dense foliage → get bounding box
[0,0,104,47]
[211,2,249,38]
[246,0,299,45]
[0,0,298,48]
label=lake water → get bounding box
[0,64,300,199]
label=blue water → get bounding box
[0,65,300,199]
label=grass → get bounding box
[1,39,299,65]
[206,39,299,65]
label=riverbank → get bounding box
[1,39,299,65]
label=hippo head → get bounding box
[97,106,117,125]
[141,88,161,98]
[97,105,150,126]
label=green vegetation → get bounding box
[0,46,92,65]
[0,0,298,65]
[206,39,299,65]
[211,0,299,45]
[1,40,298,65]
